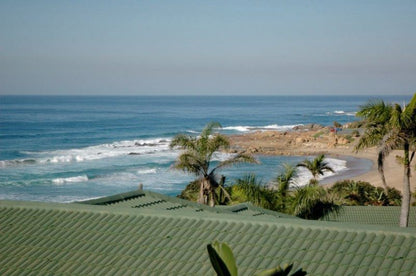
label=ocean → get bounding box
[0,95,409,202]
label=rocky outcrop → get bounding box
[229,128,355,156]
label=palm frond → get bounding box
[297,154,333,179]
[170,134,197,151]
[390,103,403,130]
[213,153,259,173]
[291,185,340,219]
[402,93,416,130]
[231,174,276,209]
[296,160,312,169]
[207,134,230,154]
[355,126,386,151]
[356,100,392,124]
[276,163,297,193]
[201,121,222,138]
[172,152,204,175]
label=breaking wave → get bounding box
[0,138,172,166]
[292,157,348,187]
[222,124,302,132]
[52,175,89,185]
[331,110,357,116]
[137,168,157,174]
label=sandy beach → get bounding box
[229,127,414,193]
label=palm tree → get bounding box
[356,93,416,227]
[296,154,334,183]
[170,122,258,207]
[231,174,276,210]
[290,184,340,220]
[275,164,297,212]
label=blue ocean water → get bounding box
[0,95,410,202]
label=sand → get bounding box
[228,128,415,193]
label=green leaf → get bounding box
[254,266,284,276]
[254,264,307,276]
[207,241,238,276]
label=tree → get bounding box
[355,93,416,227]
[296,154,334,182]
[275,164,297,212]
[231,174,276,210]
[290,184,340,220]
[170,122,257,207]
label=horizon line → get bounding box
[0,93,414,97]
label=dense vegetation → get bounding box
[178,158,403,220]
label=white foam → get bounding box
[222,126,252,132]
[29,138,173,164]
[52,175,88,185]
[137,168,157,174]
[346,112,357,116]
[222,124,302,132]
[186,130,199,134]
[292,157,347,187]
[333,110,356,116]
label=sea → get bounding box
[0,95,410,202]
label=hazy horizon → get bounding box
[1,1,415,96]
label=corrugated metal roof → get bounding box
[0,193,415,275]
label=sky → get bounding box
[0,1,415,96]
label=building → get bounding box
[1,189,415,275]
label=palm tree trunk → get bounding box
[377,152,389,193]
[198,178,210,205]
[209,188,215,207]
[400,143,411,227]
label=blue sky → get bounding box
[1,1,415,95]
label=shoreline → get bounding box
[228,129,414,193]
[319,154,373,186]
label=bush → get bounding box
[346,121,365,128]
[344,135,354,143]
[177,180,200,201]
[386,187,402,206]
[231,174,277,210]
[328,180,401,206]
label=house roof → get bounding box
[0,190,415,275]
[79,189,296,220]
[322,206,416,228]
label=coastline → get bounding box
[228,129,414,193]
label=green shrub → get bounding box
[328,180,401,206]
[346,121,364,128]
[231,174,277,210]
[313,131,325,139]
[177,180,200,201]
[344,135,354,143]
[386,187,402,206]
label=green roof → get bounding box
[322,206,416,228]
[79,189,296,220]
[0,191,415,275]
